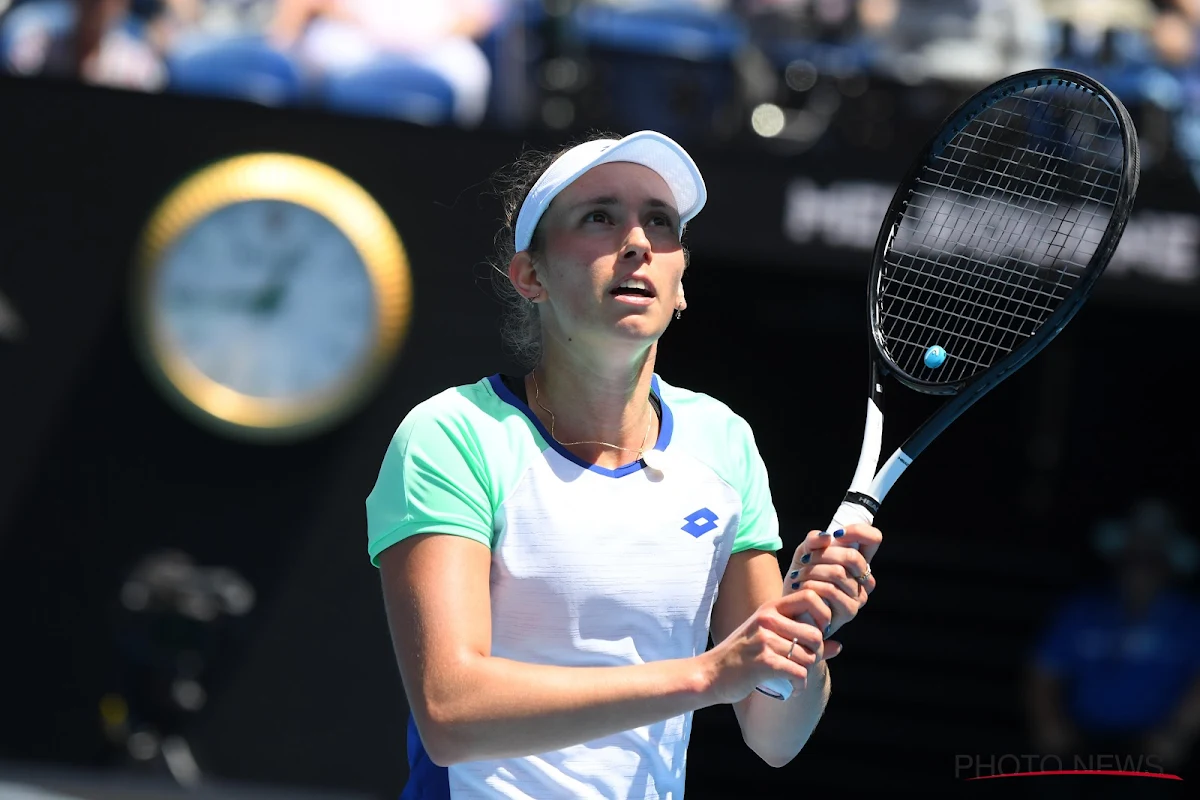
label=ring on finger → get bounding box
[786,637,798,660]
[855,564,873,586]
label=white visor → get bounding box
[513,130,707,254]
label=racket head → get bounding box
[867,68,1140,397]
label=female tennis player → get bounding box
[366,130,882,799]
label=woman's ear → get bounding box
[675,277,686,312]
[509,251,545,302]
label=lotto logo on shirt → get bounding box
[681,508,718,537]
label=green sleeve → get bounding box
[365,396,497,567]
[730,416,783,554]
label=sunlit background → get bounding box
[1,1,1198,798]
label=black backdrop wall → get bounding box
[0,76,1197,798]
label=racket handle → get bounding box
[822,499,877,552]
[754,499,878,701]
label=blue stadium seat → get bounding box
[763,37,879,78]
[165,35,304,107]
[317,56,457,126]
[571,2,747,62]
[567,3,748,139]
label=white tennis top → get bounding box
[366,373,782,799]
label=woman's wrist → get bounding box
[688,650,722,706]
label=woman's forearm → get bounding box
[414,652,716,765]
[736,660,831,767]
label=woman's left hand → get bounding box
[782,524,881,639]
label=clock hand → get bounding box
[251,249,307,315]
[170,287,263,312]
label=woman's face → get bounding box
[529,161,688,352]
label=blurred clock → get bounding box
[131,153,412,442]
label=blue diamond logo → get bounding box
[681,508,719,538]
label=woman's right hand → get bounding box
[701,585,841,705]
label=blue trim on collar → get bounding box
[488,373,673,478]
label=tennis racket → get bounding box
[758,68,1140,700]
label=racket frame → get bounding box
[869,67,1141,400]
[756,68,1140,702]
[861,67,1140,502]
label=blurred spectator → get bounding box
[267,0,507,127]
[732,0,895,44]
[1149,0,1200,67]
[590,0,729,9]
[1041,1,1200,182]
[1,0,167,90]
[726,0,1047,96]
[1025,498,1200,779]
[2,0,516,125]
[143,1,278,50]
[864,0,1049,84]
[1042,0,1199,71]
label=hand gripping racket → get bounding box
[758,68,1140,700]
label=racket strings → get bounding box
[897,89,1108,333]
[896,91,1106,358]
[934,104,1113,358]
[881,107,1080,366]
[886,87,1119,375]
[878,81,1124,385]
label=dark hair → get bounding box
[488,130,622,369]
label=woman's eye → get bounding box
[584,211,609,224]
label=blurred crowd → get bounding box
[3,0,1200,142]
[0,0,511,127]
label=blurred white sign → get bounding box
[784,178,1200,284]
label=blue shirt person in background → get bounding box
[1025,497,1200,789]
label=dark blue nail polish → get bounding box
[824,623,832,637]
[788,570,799,578]
[833,529,845,538]
[791,581,800,590]
[800,553,811,564]
[818,530,832,537]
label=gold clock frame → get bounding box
[131,153,412,442]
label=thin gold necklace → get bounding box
[532,371,654,459]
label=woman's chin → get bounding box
[609,315,670,343]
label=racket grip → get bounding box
[822,500,877,552]
[754,500,878,701]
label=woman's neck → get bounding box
[526,341,660,469]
